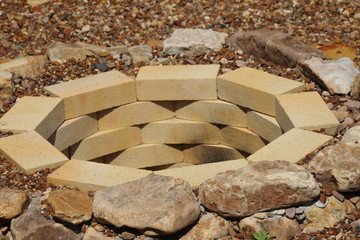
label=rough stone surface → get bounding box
[0,70,12,97]
[239,217,301,240]
[11,200,79,240]
[299,57,360,94]
[82,227,117,240]
[199,160,320,217]
[304,196,356,232]
[341,125,360,144]
[163,29,228,55]
[0,188,29,224]
[179,213,229,240]
[127,45,152,65]
[227,30,324,67]
[350,73,360,97]
[47,42,95,63]
[307,143,360,192]
[0,55,48,79]
[92,175,200,235]
[47,190,92,225]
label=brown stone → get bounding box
[198,160,320,217]
[307,143,360,192]
[239,217,301,240]
[47,190,92,225]
[93,175,200,235]
[179,213,229,240]
[47,42,95,63]
[227,30,324,68]
[0,188,29,224]
[0,55,48,79]
[82,227,117,240]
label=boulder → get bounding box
[198,160,320,217]
[299,57,360,95]
[227,30,324,68]
[179,213,229,240]
[92,175,200,235]
[239,217,301,240]
[11,198,79,240]
[0,188,29,224]
[341,126,360,144]
[163,29,227,55]
[304,196,356,232]
[0,71,12,97]
[307,143,360,192]
[0,55,48,79]
[127,45,152,65]
[46,190,92,225]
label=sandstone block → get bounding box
[199,160,320,217]
[0,131,68,173]
[47,190,92,225]
[175,100,247,127]
[44,70,136,119]
[47,160,152,192]
[92,175,200,235]
[142,119,220,144]
[49,113,98,151]
[221,126,266,154]
[0,96,64,139]
[98,101,174,130]
[276,92,339,135]
[70,127,141,161]
[217,67,305,116]
[136,65,219,100]
[155,159,248,189]
[247,111,282,142]
[0,188,29,224]
[105,144,183,169]
[183,144,244,164]
[248,128,333,164]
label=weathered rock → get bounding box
[198,160,320,217]
[11,199,79,240]
[304,196,356,232]
[342,125,360,144]
[82,227,117,240]
[350,73,360,97]
[0,188,29,224]
[0,71,12,97]
[344,100,360,110]
[92,175,200,235]
[0,55,48,79]
[163,29,228,55]
[47,42,95,63]
[227,30,324,68]
[299,57,360,94]
[47,190,92,225]
[307,143,360,192]
[127,45,152,65]
[239,217,301,240]
[26,0,51,7]
[179,213,229,240]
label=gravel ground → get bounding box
[0,0,359,239]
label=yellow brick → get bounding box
[105,144,183,168]
[70,127,141,161]
[217,67,305,116]
[49,113,98,151]
[176,100,247,127]
[247,111,282,142]
[98,101,174,130]
[0,96,64,139]
[247,128,333,163]
[44,70,136,119]
[183,144,244,164]
[275,92,339,135]
[0,131,68,173]
[142,119,220,144]
[136,65,219,100]
[155,159,248,189]
[47,160,152,192]
[221,126,266,154]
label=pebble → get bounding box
[103,25,111,32]
[95,63,108,72]
[0,39,11,48]
[253,212,266,219]
[332,190,345,202]
[315,199,328,208]
[81,25,91,32]
[285,207,296,219]
[121,231,136,240]
[344,101,360,109]
[235,60,246,68]
[327,102,334,110]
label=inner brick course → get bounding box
[0,64,339,191]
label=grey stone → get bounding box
[127,45,152,65]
